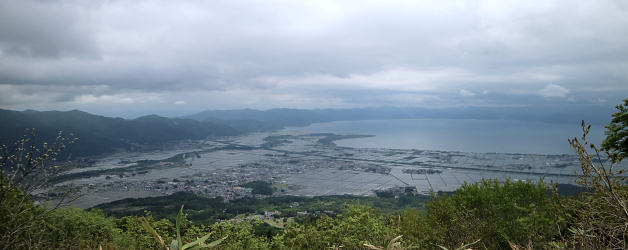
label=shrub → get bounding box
[400,179,564,249]
[563,121,628,248]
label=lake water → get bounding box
[289,119,605,155]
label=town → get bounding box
[42,131,609,209]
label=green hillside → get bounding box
[0,109,240,157]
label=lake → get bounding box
[288,119,605,155]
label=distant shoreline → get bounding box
[291,118,606,155]
[316,133,375,146]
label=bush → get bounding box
[244,181,275,195]
[563,121,628,248]
[0,183,48,249]
[42,208,132,249]
[397,179,564,249]
[279,205,400,249]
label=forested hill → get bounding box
[0,109,240,157]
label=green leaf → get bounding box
[436,245,449,250]
[387,235,403,250]
[181,233,212,250]
[207,236,228,248]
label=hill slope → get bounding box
[0,109,240,157]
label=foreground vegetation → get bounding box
[0,179,564,249]
[2,174,624,249]
[2,100,628,249]
[94,191,433,225]
[1,142,626,249]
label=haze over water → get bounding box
[293,119,605,155]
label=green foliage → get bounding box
[90,181,576,249]
[42,207,132,249]
[140,205,226,250]
[0,183,48,250]
[397,179,564,249]
[0,129,77,250]
[3,177,604,250]
[278,205,401,249]
[95,192,430,225]
[114,213,181,249]
[203,221,271,249]
[244,180,275,195]
[565,121,628,248]
[602,98,628,160]
[435,239,481,250]
[363,235,406,250]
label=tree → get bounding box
[565,121,628,249]
[419,179,562,249]
[602,98,628,161]
[244,181,275,195]
[0,128,77,249]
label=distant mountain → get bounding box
[203,118,283,133]
[183,105,614,129]
[1,104,613,157]
[184,108,326,127]
[0,109,240,157]
[184,107,441,128]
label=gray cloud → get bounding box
[0,0,627,117]
[0,1,100,58]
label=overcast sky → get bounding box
[1,0,627,118]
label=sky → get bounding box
[0,0,627,118]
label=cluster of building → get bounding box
[48,131,614,209]
[53,154,405,203]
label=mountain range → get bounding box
[0,109,238,157]
[0,104,613,157]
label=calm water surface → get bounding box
[290,119,605,155]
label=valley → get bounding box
[44,131,603,208]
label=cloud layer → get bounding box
[1,0,627,117]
